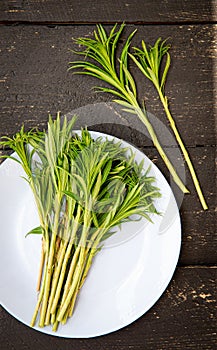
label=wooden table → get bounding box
[0,1,216,349]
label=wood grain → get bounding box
[0,0,216,23]
[0,267,216,350]
[0,3,216,349]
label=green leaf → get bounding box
[63,190,83,205]
[97,24,108,43]
[0,154,22,165]
[94,86,124,99]
[147,67,159,88]
[121,108,137,114]
[100,230,116,242]
[129,53,151,81]
[122,63,137,97]
[119,29,137,85]
[101,159,113,183]
[25,226,43,238]
[113,99,133,109]
[160,52,171,90]
[111,23,125,69]
[92,171,102,199]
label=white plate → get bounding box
[0,131,181,338]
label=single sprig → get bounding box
[130,38,208,210]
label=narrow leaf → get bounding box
[160,52,171,90]
[25,226,43,238]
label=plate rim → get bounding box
[0,130,182,338]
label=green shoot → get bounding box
[130,38,208,210]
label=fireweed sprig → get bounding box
[130,38,208,210]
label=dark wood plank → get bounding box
[0,0,216,23]
[1,146,216,265]
[0,267,216,350]
[180,208,216,265]
[137,146,217,266]
[0,9,216,348]
[0,24,216,146]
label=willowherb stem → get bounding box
[39,203,61,327]
[135,106,189,194]
[130,38,208,209]
[36,238,45,292]
[157,88,208,210]
[45,239,68,325]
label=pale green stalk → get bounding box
[58,246,81,310]
[130,38,207,209]
[30,250,48,327]
[116,99,189,194]
[57,246,86,322]
[45,198,75,324]
[157,88,208,209]
[50,205,82,315]
[44,239,68,325]
[39,201,61,327]
[57,205,92,322]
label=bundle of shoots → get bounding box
[0,114,161,331]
